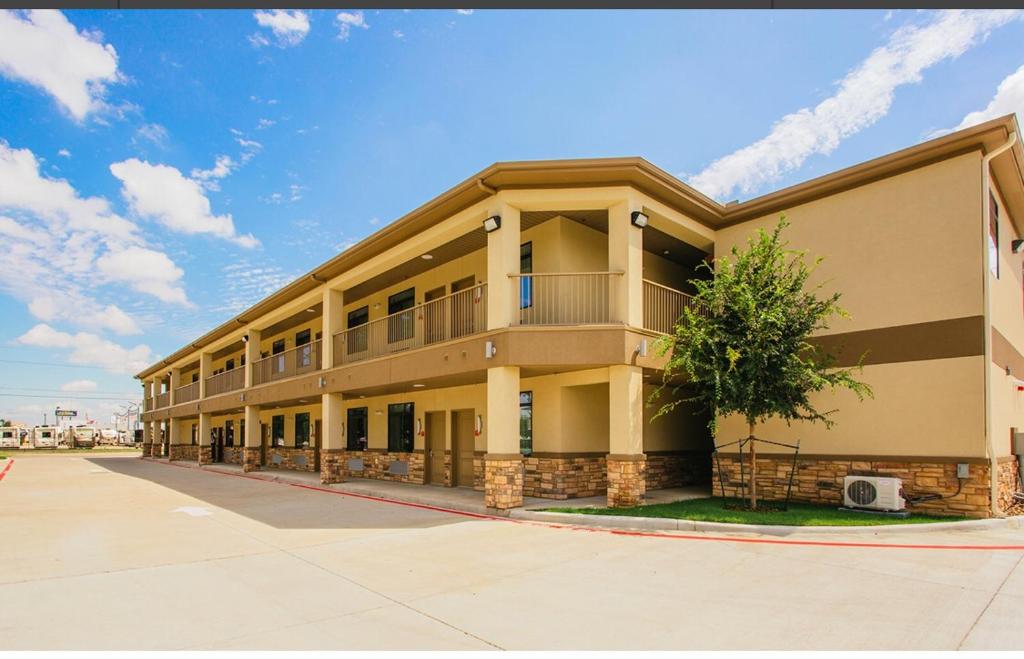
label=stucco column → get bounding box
[486,199,521,330]
[485,365,523,509]
[608,197,644,327]
[244,329,262,388]
[168,368,181,406]
[167,417,185,461]
[322,288,343,370]
[198,352,212,398]
[142,420,153,457]
[607,364,646,507]
[197,412,212,464]
[242,405,261,472]
[320,392,345,484]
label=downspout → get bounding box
[981,130,1017,517]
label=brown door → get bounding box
[425,411,446,485]
[452,409,475,487]
[450,276,476,338]
[424,285,446,345]
[314,419,322,471]
[260,423,268,466]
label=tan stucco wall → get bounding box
[643,382,712,452]
[716,152,984,336]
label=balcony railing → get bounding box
[511,272,621,325]
[642,279,706,334]
[155,391,170,409]
[333,283,488,366]
[174,381,199,405]
[253,339,322,385]
[144,397,153,412]
[205,368,244,397]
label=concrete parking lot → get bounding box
[1,454,1022,650]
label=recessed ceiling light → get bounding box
[298,399,308,403]
[412,383,425,388]
[306,308,315,313]
[359,395,366,399]
[421,254,433,260]
[663,250,670,255]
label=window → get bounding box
[240,420,245,447]
[520,391,533,456]
[224,420,234,447]
[191,373,199,383]
[520,242,533,309]
[387,402,414,452]
[271,415,285,448]
[272,339,286,374]
[296,328,311,346]
[347,407,368,451]
[225,358,234,371]
[388,288,416,343]
[348,306,369,354]
[191,424,197,445]
[990,193,1000,278]
[295,413,310,448]
[272,339,286,354]
[296,329,312,367]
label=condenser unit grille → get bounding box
[847,479,878,506]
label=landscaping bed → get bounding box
[543,497,967,526]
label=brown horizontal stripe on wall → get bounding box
[811,316,984,367]
[528,452,607,459]
[992,327,1024,375]
[714,452,989,465]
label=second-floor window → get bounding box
[388,288,415,344]
[348,306,369,354]
[520,242,533,308]
[272,339,286,374]
[225,358,234,371]
[296,329,312,367]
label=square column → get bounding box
[608,197,644,327]
[244,329,261,388]
[242,405,261,472]
[484,365,523,510]
[167,417,186,461]
[320,392,345,484]
[607,364,646,507]
[198,412,212,464]
[486,200,521,330]
[142,420,154,457]
[322,288,343,370]
[169,368,181,405]
[198,352,212,398]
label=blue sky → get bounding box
[1,8,1023,426]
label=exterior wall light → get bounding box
[483,215,501,233]
[630,211,649,228]
[1013,239,1024,254]
[242,334,249,343]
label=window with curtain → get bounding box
[347,407,368,451]
[296,329,312,367]
[271,414,284,448]
[347,306,369,354]
[295,413,310,448]
[387,402,414,452]
[224,420,234,447]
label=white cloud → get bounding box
[133,123,169,148]
[954,63,1024,131]
[190,155,236,191]
[0,10,120,120]
[456,9,474,15]
[110,158,259,248]
[257,118,275,130]
[219,261,297,314]
[393,30,404,39]
[336,11,369,41]
[57,148,70,158]
[252,9,310,47]
[688,10,1021,201]
[96,246,190,306]
[61,379,97,392]
[28,294,142,334]
[17,323,154,375]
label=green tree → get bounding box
[653,217,871,509]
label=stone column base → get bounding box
[198,446,212,465]
[484,454,524,510]
[242,447,261,472]
[168,444,187,461]
[141,443,152,458]
[148,442,161,458]
[320,449,346,484]
[607,454,647,508]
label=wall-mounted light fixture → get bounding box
[485,340,496,359]
[318,376,326,388]
[630,211,649,228]
[416,418,423,436]
[636,338,648,357]
[242,334,250,343]
[1013,239,1024,254]
[475,414,483,436]
[483,215,501,233]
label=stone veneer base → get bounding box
[263,447,317,472]
[714,454,1023,519]
[242,447,261,472]
[168,444,198,462]
[320,449,345,484]
[484,456,524,510]
[606,454,647,508]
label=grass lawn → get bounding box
[12,448,142,455]
[543,497,968,526]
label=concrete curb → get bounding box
[509,509,1024,535]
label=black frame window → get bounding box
[296,329,312,367]
[520,391,533,456]
[346,407,368,451]
[387,288,415,343]
[191,424,197,445]
[239,420,245,447]
[224,420,234,447]
[387,402,414,452]
[271,414,285,448]
[347,306,369,354]
[295,413,310,448]
[225,358,234,371]
[520,242,533,309]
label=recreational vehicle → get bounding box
[71,426,97,448]
[0,427,20,449]
[32,426,58,448]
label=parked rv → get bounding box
[98,428,119,445]
[32,426,58,448]
[0,427,20,449]
[72,426,97,448]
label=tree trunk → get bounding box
[748,422,757,510]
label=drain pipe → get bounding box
[982,130,1017,517]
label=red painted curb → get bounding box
[148,458,1024,552]
[0,458,13,482]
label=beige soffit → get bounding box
[136,114,1023,379]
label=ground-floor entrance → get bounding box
[425,411,446,485]
[452,409,474,487]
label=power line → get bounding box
[0,358,135,371]
[0,393,141,402]
[0,386,140,396]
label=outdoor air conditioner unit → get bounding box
[843,475,906,512]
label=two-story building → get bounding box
[138,114,1024,518]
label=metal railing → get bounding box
[511,272,621,325]
[155,391,170,408]
[253,339,322,385]
[144,397,153,412]
[333,283,488,366]
[205,368,245,397]
[174,381,199,405]
[642,279,706,334]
